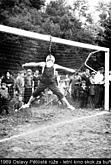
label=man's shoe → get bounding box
[22,103,30,109]
[67,105,75,110]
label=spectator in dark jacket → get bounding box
[0,83,10,115]
[2,71,14,100]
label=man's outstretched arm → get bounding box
[54,64,75,73]
[22,62,45,68]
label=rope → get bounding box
[75,50,101,74]
[49,35,52,57]
[85,50,100,72]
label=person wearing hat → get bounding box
[21,55,75,110]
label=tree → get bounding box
[88,1,111,70]
[0,0,95,73]
[0,0,45,73]
[92,1,110,46]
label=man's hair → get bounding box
[46,55,55,63]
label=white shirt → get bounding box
[94,71,104,84]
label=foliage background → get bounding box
[0,0,110,74]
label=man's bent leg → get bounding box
[49,83,75,110]
[62,97,75,110]
[22,83,47,109]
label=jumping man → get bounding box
[22,55,75,110]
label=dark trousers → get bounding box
[94,85,104,108]
[0,97,9,114]
[71,85,80,101]
[88,85,95,109]
[80,93,88,108]
[24,87,32,104]
[88,95,95,109]
[33,82,64,100]
[8,86,14,99]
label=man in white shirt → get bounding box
[94,69,104,85]
[94,67,104,109]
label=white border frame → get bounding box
[0,25,109,111]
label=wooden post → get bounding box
[105,50,110,111]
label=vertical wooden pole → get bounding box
[105,50,110,111]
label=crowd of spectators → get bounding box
[0,67,111,116]
[70,68,105,109]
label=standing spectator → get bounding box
[70,72,81,101]
[81,68,91,87]
[89,71,96,109]
[15,70,24,102]
[55,71,60,86]
[64,74,70,96]
[24,69,33,104]
[33,69,44,104]
[79,80,89,108]
[0,77,2,88]
[94,67,104,109]
[33,70,40,90]
[2,71,14,100]
[81,68,91,106]
[0,82,10,115]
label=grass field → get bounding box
[0,101,111,158]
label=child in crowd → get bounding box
[13,94,23,112]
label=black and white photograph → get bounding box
[0,0,111,161]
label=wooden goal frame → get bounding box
[0,25,109,111]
